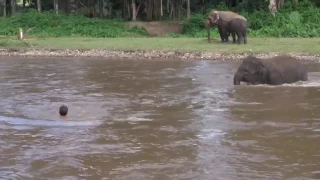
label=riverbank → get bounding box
[0,37,319,61]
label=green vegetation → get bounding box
[0,1,319,39]
[182,1,320,38]
[0,10,148,38]
[1,37,319,54]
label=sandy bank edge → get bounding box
[0,48,320,62]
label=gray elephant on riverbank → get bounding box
[226,18,248,44]
[233,55,308,85]
[205,10,247,43]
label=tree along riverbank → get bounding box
[0,37,319,61]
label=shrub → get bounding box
[0,2,319,39]
[0,9,148,38]
[182,1,320,38]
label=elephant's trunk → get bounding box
[233,72,242,85]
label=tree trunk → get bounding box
[167,0,170,14]
[172,0,182,20]
[146,0,152,21]
[153,0,160,20]
[170,2,173,19]
[23,0,26,8]
[269,0,285,16]
[3,0,6,17]
[268,0,277,16]
[132,0,136,20]
[122,0,125,19]
[54,0,58,14]
[37,0,41,12]
[127,0,131,20]
[70,0,76,14]
[75,0,79,14]
[11,0,16,15]
[106,0,112,18]
[160,0,163,18]
[277,0,285,9]
[123,0,130,20]
[65,0,70,15]
[99,0,104,18]
[178,6,180,20]
[108,5,112,18]
[187,0,190,19]
[202,0,207,15]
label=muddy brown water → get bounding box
[0,56,319,180]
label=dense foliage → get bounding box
[0,0,319,38]
[0,10,148,37]
[182,1,320,38]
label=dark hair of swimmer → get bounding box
[59,105,68,116]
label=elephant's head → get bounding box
[233,56,267,85]
[205,16,216,43]
[207,10,219,25]
[213,12,220,24]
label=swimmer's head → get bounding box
[59,105,68,116]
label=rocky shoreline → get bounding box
[0,48,320,62]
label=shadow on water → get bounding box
[0,57,319,179]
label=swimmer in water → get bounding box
[59,105,68,117]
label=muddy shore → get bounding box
[0,48,320,62]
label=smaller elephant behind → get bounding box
[227,18,248,44]
[233,55,308,85]
[215,17,230,42]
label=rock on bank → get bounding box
[0,48,319,62]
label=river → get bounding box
[0,56,319,180]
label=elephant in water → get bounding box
[233,55,308,85]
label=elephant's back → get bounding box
[213,10,247,22]
[230,18,248,29]
[268,56,304,68]
[265,56,308,83]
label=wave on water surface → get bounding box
[196,129,226,140]
[0,115,102,128]
[282,80,320,87]
[238,80,320,88]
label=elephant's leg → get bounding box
[232,33,236,43]
[227,29,231,42]
[218,26,224,42]
[225,32,229,42]
[222,29,229,42]
[237,32,241,44]
[243,32,247,44]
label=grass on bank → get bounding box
[0,37,319,54]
